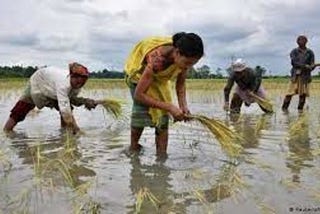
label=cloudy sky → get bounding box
[1,0,320,75]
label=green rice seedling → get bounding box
[309,188,320,201]
[34,140,76,188]
[32,143,45,180]
[0,149,12,172]
[279,178,300,189]
[192,189,214,213]
[186,114,243,157]
[244,157,273,170]
[20,134,99,214]
[249,92,274,113]
[198,164,248,204]
[193,189,209,205]
[256,201,277,214]
[190,169,206,180]
[96,99,122,118]
[254,115,267,135]
[220,170,248,203]
[73,179,92,196]
[72,181,101,214]
[75,199,101,214]
[312,148,320,156]
[55,160,76,188]
[8,188,32,213]
[135,187,160,213]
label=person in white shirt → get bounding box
[3,62,98,134]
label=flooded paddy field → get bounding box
[0,79,320,214]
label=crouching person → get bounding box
[223,58,271,114]
[3,62,98,134]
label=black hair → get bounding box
[172,32,204,58]
[297,35,308,42]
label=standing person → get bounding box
[281,35,316,113]
[3,62,99,134]
[124,32,204,155]
[223,58,271,114]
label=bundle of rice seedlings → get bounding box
[97,99,122,118]
[249,92,274,113]
[186,114,243,157]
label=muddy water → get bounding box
[0,86,320,214]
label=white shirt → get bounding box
[30,66,81,115]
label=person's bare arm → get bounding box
[223,73,235,111]
[56,86,80,134]
[134,48,184,121]
[176,69,189,114]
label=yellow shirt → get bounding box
[124,36,182,126]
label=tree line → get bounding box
[0,65,298,79]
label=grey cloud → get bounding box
[90,29,143,45]
[0,33,39,46]
[260,1,320,35]
[1,31,80,52]
[166,17,258,44]
[199,26,258,47]
[2,0,320,75]
[47,0,129,21]
[35,34,80,52]
[87,31,137,70]
[64,0,87,2]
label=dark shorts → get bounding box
[10,100,36,122]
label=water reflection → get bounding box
[2,131,98,213]
[127,153,246,213]
[11,132,96,186]
[128,155,186,213]
[186,163,243,204]
[286,114,313,183]
[228,114,271,149]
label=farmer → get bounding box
[124,32,204,155]
[3,62,99,134]
[281,35,316,112]
[223,58,271,114]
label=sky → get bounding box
[1,0,320,75]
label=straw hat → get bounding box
[231,58,247,72]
